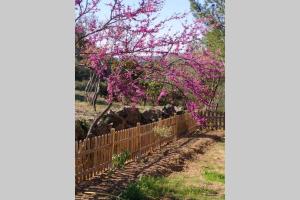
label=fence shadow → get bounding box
[75,129,225,199]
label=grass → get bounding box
[75,90,122,121]
[75,90,162,121]
[203,170,225,184]
[120,141,225,200]
[120,176,219,200]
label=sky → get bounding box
[98,0,204,35]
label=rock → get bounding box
[175,106,185,115]
[176,110,185,115]
[117,107,141,128]
[92,107,142,135]
[75,119,89,140]
[76,105,182,140]
[141,109,162,124]
[162,104,176,118]
[104,110,124,129]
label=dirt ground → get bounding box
[75,130,225,200]
[167,137,225,199]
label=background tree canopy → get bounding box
[190,0,224,60]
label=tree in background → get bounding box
[190,0,225,111]
[190,0,224,59]
[189,0,224,32]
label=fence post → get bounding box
[158,118,162,148]
[93,136,98,175]
[137,122,141,160]
[173,113,178,140]
[110,128,115,167]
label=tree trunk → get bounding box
[86,103,113,137]
[208,77,221,110]
[92,80,101,111]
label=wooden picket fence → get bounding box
[75,111,225,183]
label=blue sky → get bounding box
[98,0,204,34]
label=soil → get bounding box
[168,138,225,198]
[75,130,225,200]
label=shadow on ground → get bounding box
[75,130,225,200]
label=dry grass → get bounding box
[75,90,162,121]
[168,140,225,199]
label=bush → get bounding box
[75,119,90,140]
[112,150,130,169]
[75,66,90,81]
[153,126,172,139]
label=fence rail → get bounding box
[75,111,225,183]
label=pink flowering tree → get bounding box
[75,0,224,136]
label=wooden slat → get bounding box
[75,111,225,183]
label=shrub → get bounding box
[153,126,172,139]
[112,150,130,169]
[75,119,90,140]
[75,66,90,81]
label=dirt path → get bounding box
[75,130,225,200]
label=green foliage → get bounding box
[112,150,131,169]
[120,176,218,200]
[190,0,225,30]
[203,170,225,184]
[190,0,225,61]
[203,29,225,60]
[75,66,90,81]
[119,182,147,200]
[75,119,89,132]
[189,0,225,112]
[75,119,90,140]
[146,81,163,96]
[143,81,163,101]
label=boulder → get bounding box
[175,106,185,115]
[75,119,89,140]
[141,109,162,124]
[76,105,182,140]
[91,107,142,135]
[117,107,142,128]
[162,104,176,118]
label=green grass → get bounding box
[120,176,220,200]
[120,141,225,200]
[203,170,225,184]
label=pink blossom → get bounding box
[75,0,224,123]
[157,89,167,101]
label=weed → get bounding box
[112,150,131,169]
